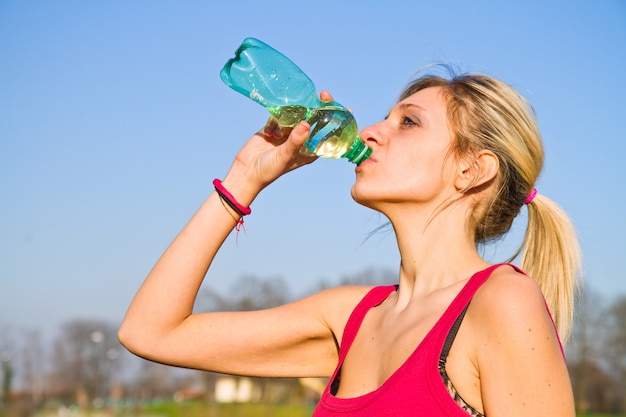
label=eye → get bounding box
[402,115,420,127]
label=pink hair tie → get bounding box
[524,188,538,204]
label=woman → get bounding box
[119,70,582,416]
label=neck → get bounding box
[385,201,488,299]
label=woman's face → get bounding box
[352,86,458,211]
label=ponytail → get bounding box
[519,193,582,342]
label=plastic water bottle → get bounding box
[220,37,371,165]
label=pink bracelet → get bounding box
[213,179,252,216]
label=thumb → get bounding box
[284,121,310,151]
[273,121,317,172]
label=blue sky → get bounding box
[1,1,625,336]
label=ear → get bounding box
[454,150,499,191]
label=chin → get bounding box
[350,185,379,210]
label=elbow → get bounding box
[118,318,150,358]
[117,320,137,354]
[118,317,174,364]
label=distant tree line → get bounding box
[1,268,624,415]
[566,287,626,413]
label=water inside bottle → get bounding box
[267,105,360,159]
[266,105,309,127]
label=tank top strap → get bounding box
[463,262,521,295]
[437,263,524,338]
[338,285,398,362]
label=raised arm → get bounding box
[118,97,371,377]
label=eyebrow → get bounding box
[385,102,428,120]
[385,103,428,120]
[398,102,427,112]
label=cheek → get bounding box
[351,173,416,204]
[350,146,452,204]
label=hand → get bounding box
[225,91,335,192]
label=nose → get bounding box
[359,120,386,148]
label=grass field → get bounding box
[137,402,625,417]
[127,401,316,417]
[24,401,626,417]
[141,405,624,417]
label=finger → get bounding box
[263,117,286,140]
[263,117,278,137]
[319,90,334,102]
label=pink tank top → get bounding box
[313,264,519,417]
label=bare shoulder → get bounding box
[466,264,563,363]
[470,264,551,330]
[465,268,574,415]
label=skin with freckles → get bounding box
[119,76,579,417]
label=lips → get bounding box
[362,154,377,164]
[355,155,376,172]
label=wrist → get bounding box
[219,169,263,209]
[213,179,252,217]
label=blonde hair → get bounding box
[400,70,582,342]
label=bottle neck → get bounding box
[342,139,372,165]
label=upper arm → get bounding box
[121,285,372,378]
[471,268,575,417]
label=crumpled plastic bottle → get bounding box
[220,37,371,165]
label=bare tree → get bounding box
[338,267,397,286]
[605,295,626,413]
[567,359,617,413]
[566,286,607,413]
[1,352,13,407]
[132,360,176,400]
[49,319,123,405]
[307,267,397,294]
[20,329,46,404]
[566,286,626,414]
[0,326,15,407]
[202,275,291,312]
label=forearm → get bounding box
[119,169,261,350]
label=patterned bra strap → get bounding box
[439,302,470,367]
